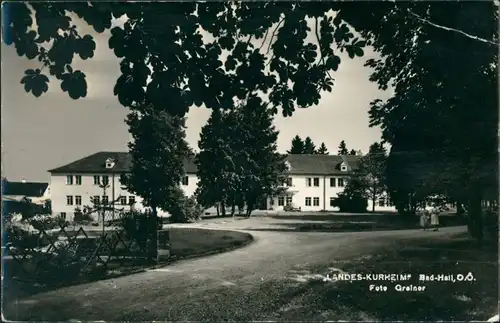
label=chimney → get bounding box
[21,178,26,183]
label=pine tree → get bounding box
[237,96,288,216]
[338,140,349,155]
[316,142,329,154]
[303,137,316,154]
[121,103,191,260]
[349,149,357,155]
[287,135,305,154]
[196,109,238,217]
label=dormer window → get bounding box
[341,164,348,172]
[105,158,115,169]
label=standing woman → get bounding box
[430,207,440,231]
[420,210,430,231]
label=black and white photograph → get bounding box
[1,1,498,321]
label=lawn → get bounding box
[168,228,253,260]
[262,233,498,321]
[268,213,466,232]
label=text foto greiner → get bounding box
[369,284,426,292]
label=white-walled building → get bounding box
[48,151,396,221]
[2,180,51,205]
[49,151,198,221]
[267,154,395,212]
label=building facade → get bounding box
[266,154,395,212]
[49,152,198,221]
[48,151,396,221]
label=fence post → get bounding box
[157,229,170,261]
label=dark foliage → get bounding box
[337,140,349,155]
[196,96,287,217]
[4,2,367,116]
[119,210,156,248]
[303,136,316,154]
[287,135,305,154]
[73,209,94,224]
[195,108,238,215]
[121,103,191,217]
[331,191,368,213]
[167,188,204,223]
[316,142,329,155]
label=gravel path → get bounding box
[3,217,465,321]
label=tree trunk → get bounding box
[467,192,483,242]
[150,205,159,263]
[230,203,236,217]
[216,203,220,217]
[220,201,226,217]
[371,184,376,212]
[246,206,253,217]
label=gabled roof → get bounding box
[3,181,49,197]
[284,154,361,175]
[48,151,198,174]
[48,151,361,176]
[340,155,360,172]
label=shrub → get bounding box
[5,213,70,249]
[182,195,204,222]
[73,209,94,224]
[167,189,204,223]
[118,210,156,246]
[30,214,69,231]
[332,192,368,213]
[483,207,498,241]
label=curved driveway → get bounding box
[3,217,465,321]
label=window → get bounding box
[286,196,293,206]
[313,197,320,206]
[306,178,312,187]
[330,177,336,187]
[60,212,66,220]
[93,175,100,185]
[341,165,348,171]
[102,195,109,205]
[92,195,100,205]
[102,175,109,186]
[129,196,136,205]
[75,175,82,185]
[75,195,82,206]
[181,176,189,186]
[120,196,127,205]
[378,199,386,207]
[66,195,73,205]
[278,196,285,206]
[286,177,293,187]
[66,175,73,185]
[330,197,335,207]
[105,158,115,169]
[338,178,345,187]
[313,177,320,187]
[305,197,312,206]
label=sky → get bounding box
[1,12,392,183]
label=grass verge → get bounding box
[168,228,253,260]
[264,234,498,321]
[269,213,466,232]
